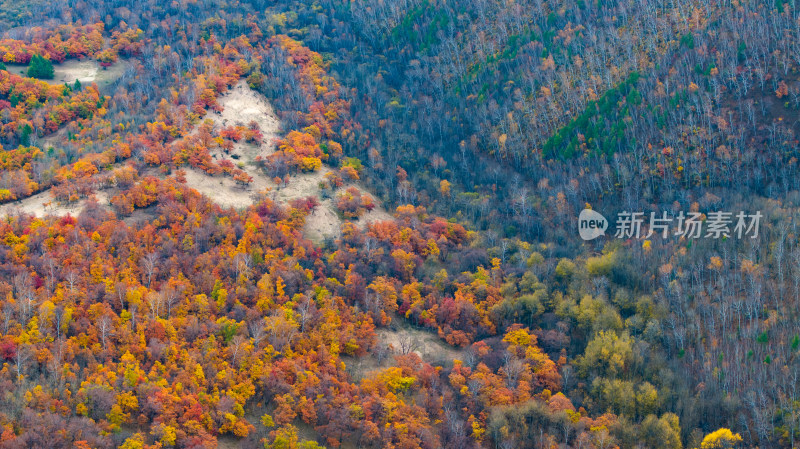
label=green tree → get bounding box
[27,54,54,79]
[578,330,635,378]
[638,413,682,449]
[19,123,32,146]
[555,258,577,280]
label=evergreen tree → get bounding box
[19,123,32,146]
[27,54,54,79]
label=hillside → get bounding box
[0,2,795,449]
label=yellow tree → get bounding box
[700,428,743,449]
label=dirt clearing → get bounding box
[7,58,129,91]
[345,321,466,382]
[180,167,270,210]
[0,79,392,239]
[174,80,279,209]
[376,325,466,366]
[207,80,281,137]
[174,81,392,242]
[0,190,110,218]
[303,199,343,242]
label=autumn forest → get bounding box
[0,0,795,448]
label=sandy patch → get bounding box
[270,167,329,202]
[0,190,110,218]
[92,60,130,91]
[0,75,389,238]
[31,126,69,152]
[360,207,394,227]
[53,59,97,84]
[345,184,393,229]
[122,205,158,226]
[269,171,393,242]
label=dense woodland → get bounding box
[0,0,796,448]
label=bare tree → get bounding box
[265,313,298,352]
[233,253,251,280]
[503,355,524,388]
[65,270,78,293]
[296,295,314,332]
[162,287,179,318]
[13,272,36,322]
[129,304,138,332]
[1,301,14,334]
[142,252,158,287]
[248,320,266,348]
[47,338,65,388]
[146,292,162,320]
[375,343,391,364]
[115,281,128,310]
[229,335,247,366]
[396,331,421,355]
[13,344,30,380]
[98,315,112,350]
[42,253,57,292]
[52,305,69,340]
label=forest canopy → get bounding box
[0,0,794,449]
